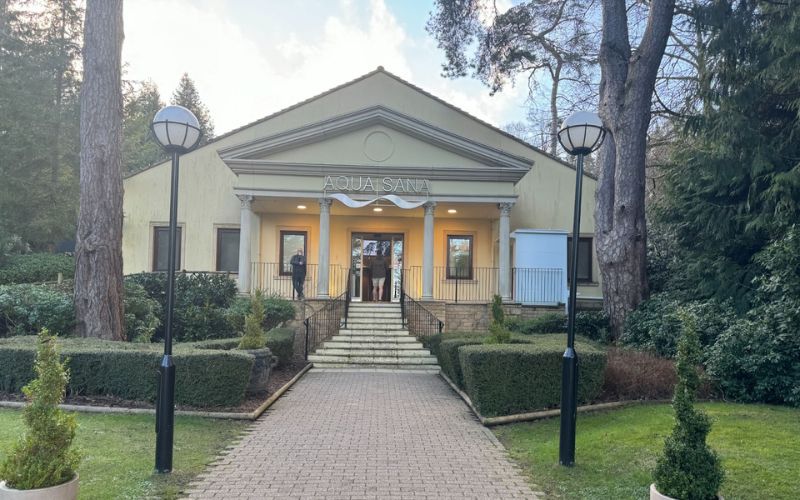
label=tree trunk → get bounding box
[595,0,675,334]
[74,0,125,340]
[549,62,562,155]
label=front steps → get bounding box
[308,302,439,372]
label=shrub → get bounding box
[0,253,74,285]
[459,335,607,417]
[265,328,295,367]
[0,330,80,490]
[0,337,253,407]
[506,312,566,335]
[486,295,511,344]
[601,347,677,401]
[123,281,160,343]
[653,312,724,499]
[239,291,266,350]
[621,293,736,358]
[438,335,487,389]
[0,284,74,337]
[575,311,612,343]
[226,293,295,334]
[125,272,239,342]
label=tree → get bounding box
[428,0,676,332]
[428,0,597,155]
[122,79,165,174]
[73,0,125,340]
[171,72,214,142]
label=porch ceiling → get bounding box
[252,197,502,219]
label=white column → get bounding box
[317,198,332,298]
[498,202,514,302]
[422,202,436,300]
[237,195,254,293]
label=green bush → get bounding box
[0,337,253,407]
[0,285,74,337]
[459,335,607,417]
[265,328,295,367]
[238,291,266,350]
[506,312,566,335]
[123,281,160,343]
[226,293,295,334]
[654,312,724,499]
[621,293,736,358]
[486,295,511,344]
[125,272,239,342]
[0,331,80,490]
[439,335,487,389]
[0,253,74,285]
[575,311,612,343]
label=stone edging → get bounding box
[0,363,314,421]
[438,372,670,426]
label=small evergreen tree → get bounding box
[486,294,511,344]
[171,72,214,142]
[0,330,80,490]
[238,290,266,350]
[122,80,166,174]
[653,311,723,500]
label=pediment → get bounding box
[218,106,533,182]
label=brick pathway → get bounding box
[184,370,541,499]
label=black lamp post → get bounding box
[556,111,605,467]
[150,105,202,473]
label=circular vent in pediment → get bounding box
[363,131,394,162]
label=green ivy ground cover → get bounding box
[0,409,247,499]
[494,402,800,499]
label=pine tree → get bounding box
[122,80,166,174]
[170,72,214,143]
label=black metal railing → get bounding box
[401,291,443,339]
[251,263,347,299]
[303,291,347,359]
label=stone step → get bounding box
[314,348,433,357]
[347,311,402,318]
[332,335,417,343]
[338,328,410,336]
[311,364,440,372]
[308,354,438,365]
[347,316,403,323]
[324,340,423,349]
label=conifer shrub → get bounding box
[238,290,267,350]
[653,311,723,500]
[0,330,80,490]
[485,295,511,344]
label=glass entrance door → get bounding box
[350,233,404,302]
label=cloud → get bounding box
[122,0,527,134]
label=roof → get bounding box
[125,66,594,180]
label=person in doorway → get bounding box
[370,250,387,301]
[290,249,307,299]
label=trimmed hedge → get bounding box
[190,327,296,367]
[0,284,74,336]
[0,253,74,285]
[0,337,253,407]
[438,334,488,389]
[459,335,607,417]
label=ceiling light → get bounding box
[296,205,306,210]
[373,207,383,212]
[447,209,457,214]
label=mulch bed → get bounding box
[0,359,310,414]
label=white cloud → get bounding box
[122,0,528,134]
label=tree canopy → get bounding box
[171,72,214,143]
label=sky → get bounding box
[122,0,529,135]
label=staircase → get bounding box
[308,302,439,372]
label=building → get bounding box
[122,67,601,314]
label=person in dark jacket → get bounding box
[290,249,307,299]
[370,251,387,301]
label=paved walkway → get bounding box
[185,370,541,499]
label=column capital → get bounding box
[237,194,254,210]
[498,202,514,216]
[318,198,333,212]
[423,201,436,216]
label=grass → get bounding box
[494,402,800,499]
[0,409,248,499]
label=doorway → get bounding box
[350,233,404,302]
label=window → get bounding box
[216,228,240,273]
[447,235,473,279]
[280,231,307,275]
[567,236,592,283]
[153,226,181,272]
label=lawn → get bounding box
[0,409,248,499]
[494,402,800,500]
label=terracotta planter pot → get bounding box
[243,348,278,395]
[650,483,723,500]
[0,474,78,500]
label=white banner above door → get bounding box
[326,193,427,209]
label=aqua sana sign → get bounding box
[323,175,431,194]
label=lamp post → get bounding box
[150,105,202,473]
[556,111,605,466]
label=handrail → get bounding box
[302,268,350,359]
[400,271,443,339]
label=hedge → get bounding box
[438,334,488,389]
[459,335,607,417]
[190,327,295,367]
[0,337,253,407]
[0,253,74,285]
